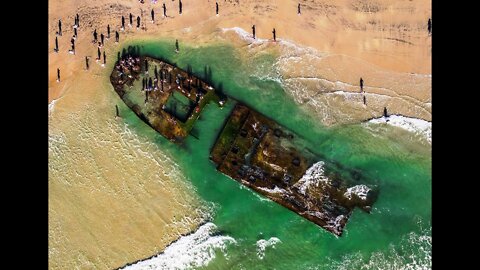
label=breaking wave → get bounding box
[366,115,431,143]
[121,222,236,270]
[49,98,60,115]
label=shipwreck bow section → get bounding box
[210,104,376,236]
[110,52,222,144]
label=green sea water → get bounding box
[117,40,431,269]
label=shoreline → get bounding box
[111,33,431,126]
[117,221,236,270]
[363,114,432,143]
[48,46,206,269]
[115,220,210,270]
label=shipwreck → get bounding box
[110,51,376,236]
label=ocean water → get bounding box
[118,39,431,270]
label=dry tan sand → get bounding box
[49,0,431,269]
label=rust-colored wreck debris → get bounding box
[110,52,221,144]
[210,104,376,236]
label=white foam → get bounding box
[120,222,236,270]
[327,227,431,270]
[221,27,321,57]
[221,27,267,45]
[325,215,346,233]
[344,185,371,201]
[367,115,431,143]
[257,186,286,194]
[327,90,363,102]
[256,237,281,260]
[294,161,330,195]
[49,98,60,115]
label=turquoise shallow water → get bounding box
[117,40,431,269]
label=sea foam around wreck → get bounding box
[294,161,330,195]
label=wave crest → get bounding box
[121,222,236,270]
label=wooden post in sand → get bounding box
[383,107,388,118]
[179,0,183,14]
[71,39,75,54]
[272,28,276,42]
[252,25,256,39]
[163,3,167,17]
[298,3,301,14]
[76,14,80,27]
[175,39,179,53]
[97,47,101,60]
[151,9,155,22]
[107,25,110,39]
[121,16,125,30]
[57,68,60,82]
[115,31,119,43]
[363,96,366,105]
[103,51,106,65]
[428,18,432,34]
[360,77,364,93]
[101,33,104,46]
[216,2,219,15]
[129,13,133,26]
[116,105,119,117]
[54,37,58,52]
[93,29,97,43]
[58,19,62,36]
[86,56,89,70]
[74,27,77,38]
[137,16,141,28]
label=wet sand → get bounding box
[48,0,431,269]
[48,62,209,269]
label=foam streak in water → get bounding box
[256,237,281,260]
[327,227,431,270]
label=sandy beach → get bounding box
[49,0,431,117]
[49,0,431,269]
